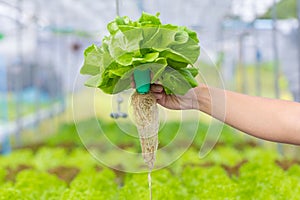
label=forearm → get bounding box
[196,84,300,145]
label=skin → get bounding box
[150,84,300,145]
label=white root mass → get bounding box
[131,92,159,170]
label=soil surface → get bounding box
[221,160,248,177]
[275,159,300,171]
[48,166,80,184]
[234,141,257,150]
[5,164,33,182]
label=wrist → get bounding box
[196,83,211,114]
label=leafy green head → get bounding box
[80,12,200,95]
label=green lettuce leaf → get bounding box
[168,37,200,64]
[84,74,102,88]
[80,45,102,76]
[160,67,195,95]
[139,12,161,26]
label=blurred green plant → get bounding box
[262,0,297,19]
[1,120,299,199]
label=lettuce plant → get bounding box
[81,12,200,95]
[14,170,66,199]
[0,146,300,199]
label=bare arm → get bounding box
[151,84,300,145]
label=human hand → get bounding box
[131,73,201,110]
[150,84,200,110]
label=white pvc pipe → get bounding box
[0,102,65,141]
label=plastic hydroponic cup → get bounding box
[133,69,151,94]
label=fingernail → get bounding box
[152,85,162,92]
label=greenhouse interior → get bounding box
[1,0,300,199]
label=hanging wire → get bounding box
[252,2,262,97]
[271,0,283,156]
[297,0,300,102]
[110,0,128,119]
[238,33,246,93]
[116,0,120,16]
[272,0,280,99]
[33,0,41,133]
[0,50,11,154]
[14,0,23,146]
[137,0,144,13]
